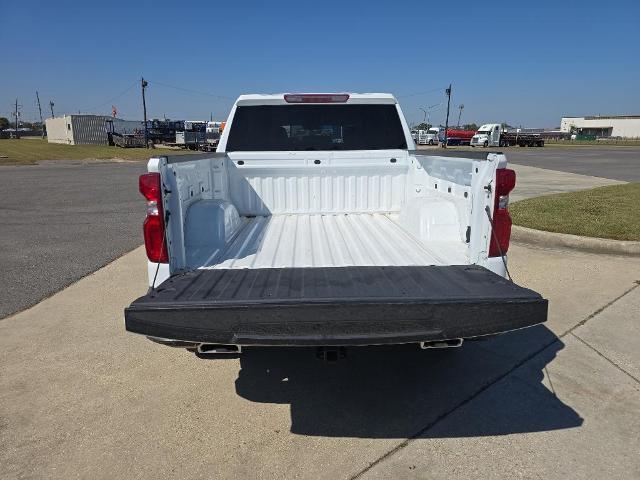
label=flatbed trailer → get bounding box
[500,132,544,147]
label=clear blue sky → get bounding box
[2,0,639,128]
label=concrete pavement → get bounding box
[1,244,639,479]
[360,330,640,480]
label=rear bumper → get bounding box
[124,265,548,347]
[125,300,547,346]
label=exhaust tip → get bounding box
[147,336,199,349]
[420,338,464,349]
[196,343,242,355]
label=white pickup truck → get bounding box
[125,93,547,356]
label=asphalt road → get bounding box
[0,161,145,318]
[503,146,640,182]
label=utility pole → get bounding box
[36,91,45,138]
[141,76,149,148]
[457,104,464,127]
[419,107,427,123]
[443,84,452,148]
[49,101,55,117]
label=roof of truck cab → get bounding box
[235,93,398,105]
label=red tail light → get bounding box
[139,173,168,263]
[284,93,350,103]
[489,168,516,257]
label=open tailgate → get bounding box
[125,265,547,346]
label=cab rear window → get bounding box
[226,104,407,151]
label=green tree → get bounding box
[462,123,479,131]
[0,117,10,130]
[415,122,432,130]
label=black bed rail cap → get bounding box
[153,152,228,164]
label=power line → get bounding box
[147,80,235,101]
[396,86,447,99]
[80,80,138,113]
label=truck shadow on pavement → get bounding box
[234,325,583,438]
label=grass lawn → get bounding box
[510,183,640,241]
[0,138,195,165]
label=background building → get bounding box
[45,115,144,145]
[560,115,640,138]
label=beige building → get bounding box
[560,115,640,138]
[46,115,144,145]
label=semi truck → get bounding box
[124,92,547,358]
[471,124,545,147]
[415,127,440,145]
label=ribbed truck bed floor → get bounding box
[125,265,548,346]
[197,213,469,269]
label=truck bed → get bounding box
[201,213,468,269]
[125,264,547,346]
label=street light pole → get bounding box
[426,103,441,127]
[457,104,464,127]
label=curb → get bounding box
[512,226,640,257]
